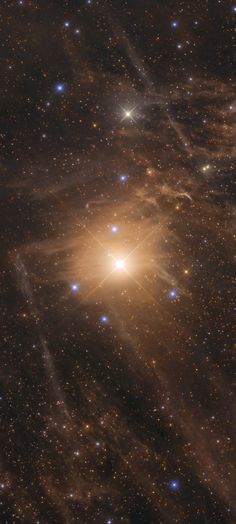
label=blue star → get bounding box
[233,6,236,12]
[71,283,79,292]
[119,174,128,183]
[169,479,180,490]
[54,82,65,94]
[64,21,70,28]
[171,20,178,28]
[111,225,119,233]
[168,289,177,299]
[100,315,109,324]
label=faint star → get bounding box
[202,164,210,172]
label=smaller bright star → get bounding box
[64,21,70,28]
[71,283,79,292]
[54,82,65,93]
[119,174,128,183]
[171,20,178,28]
[111,225,118,233]
[169,480,180,490]
[169,289,177,299]
[100,315,109,324]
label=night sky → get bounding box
[1,1,236,523]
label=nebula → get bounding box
[1,1,235,523]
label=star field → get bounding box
[1,1,236,523]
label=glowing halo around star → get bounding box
[68,216,161,304]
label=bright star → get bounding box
[120,106,136,122]
[115,259,126,271]
[171,20,178,28]
[123,108,135,120]
[169,289,177,298]
[111,225,118,233]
